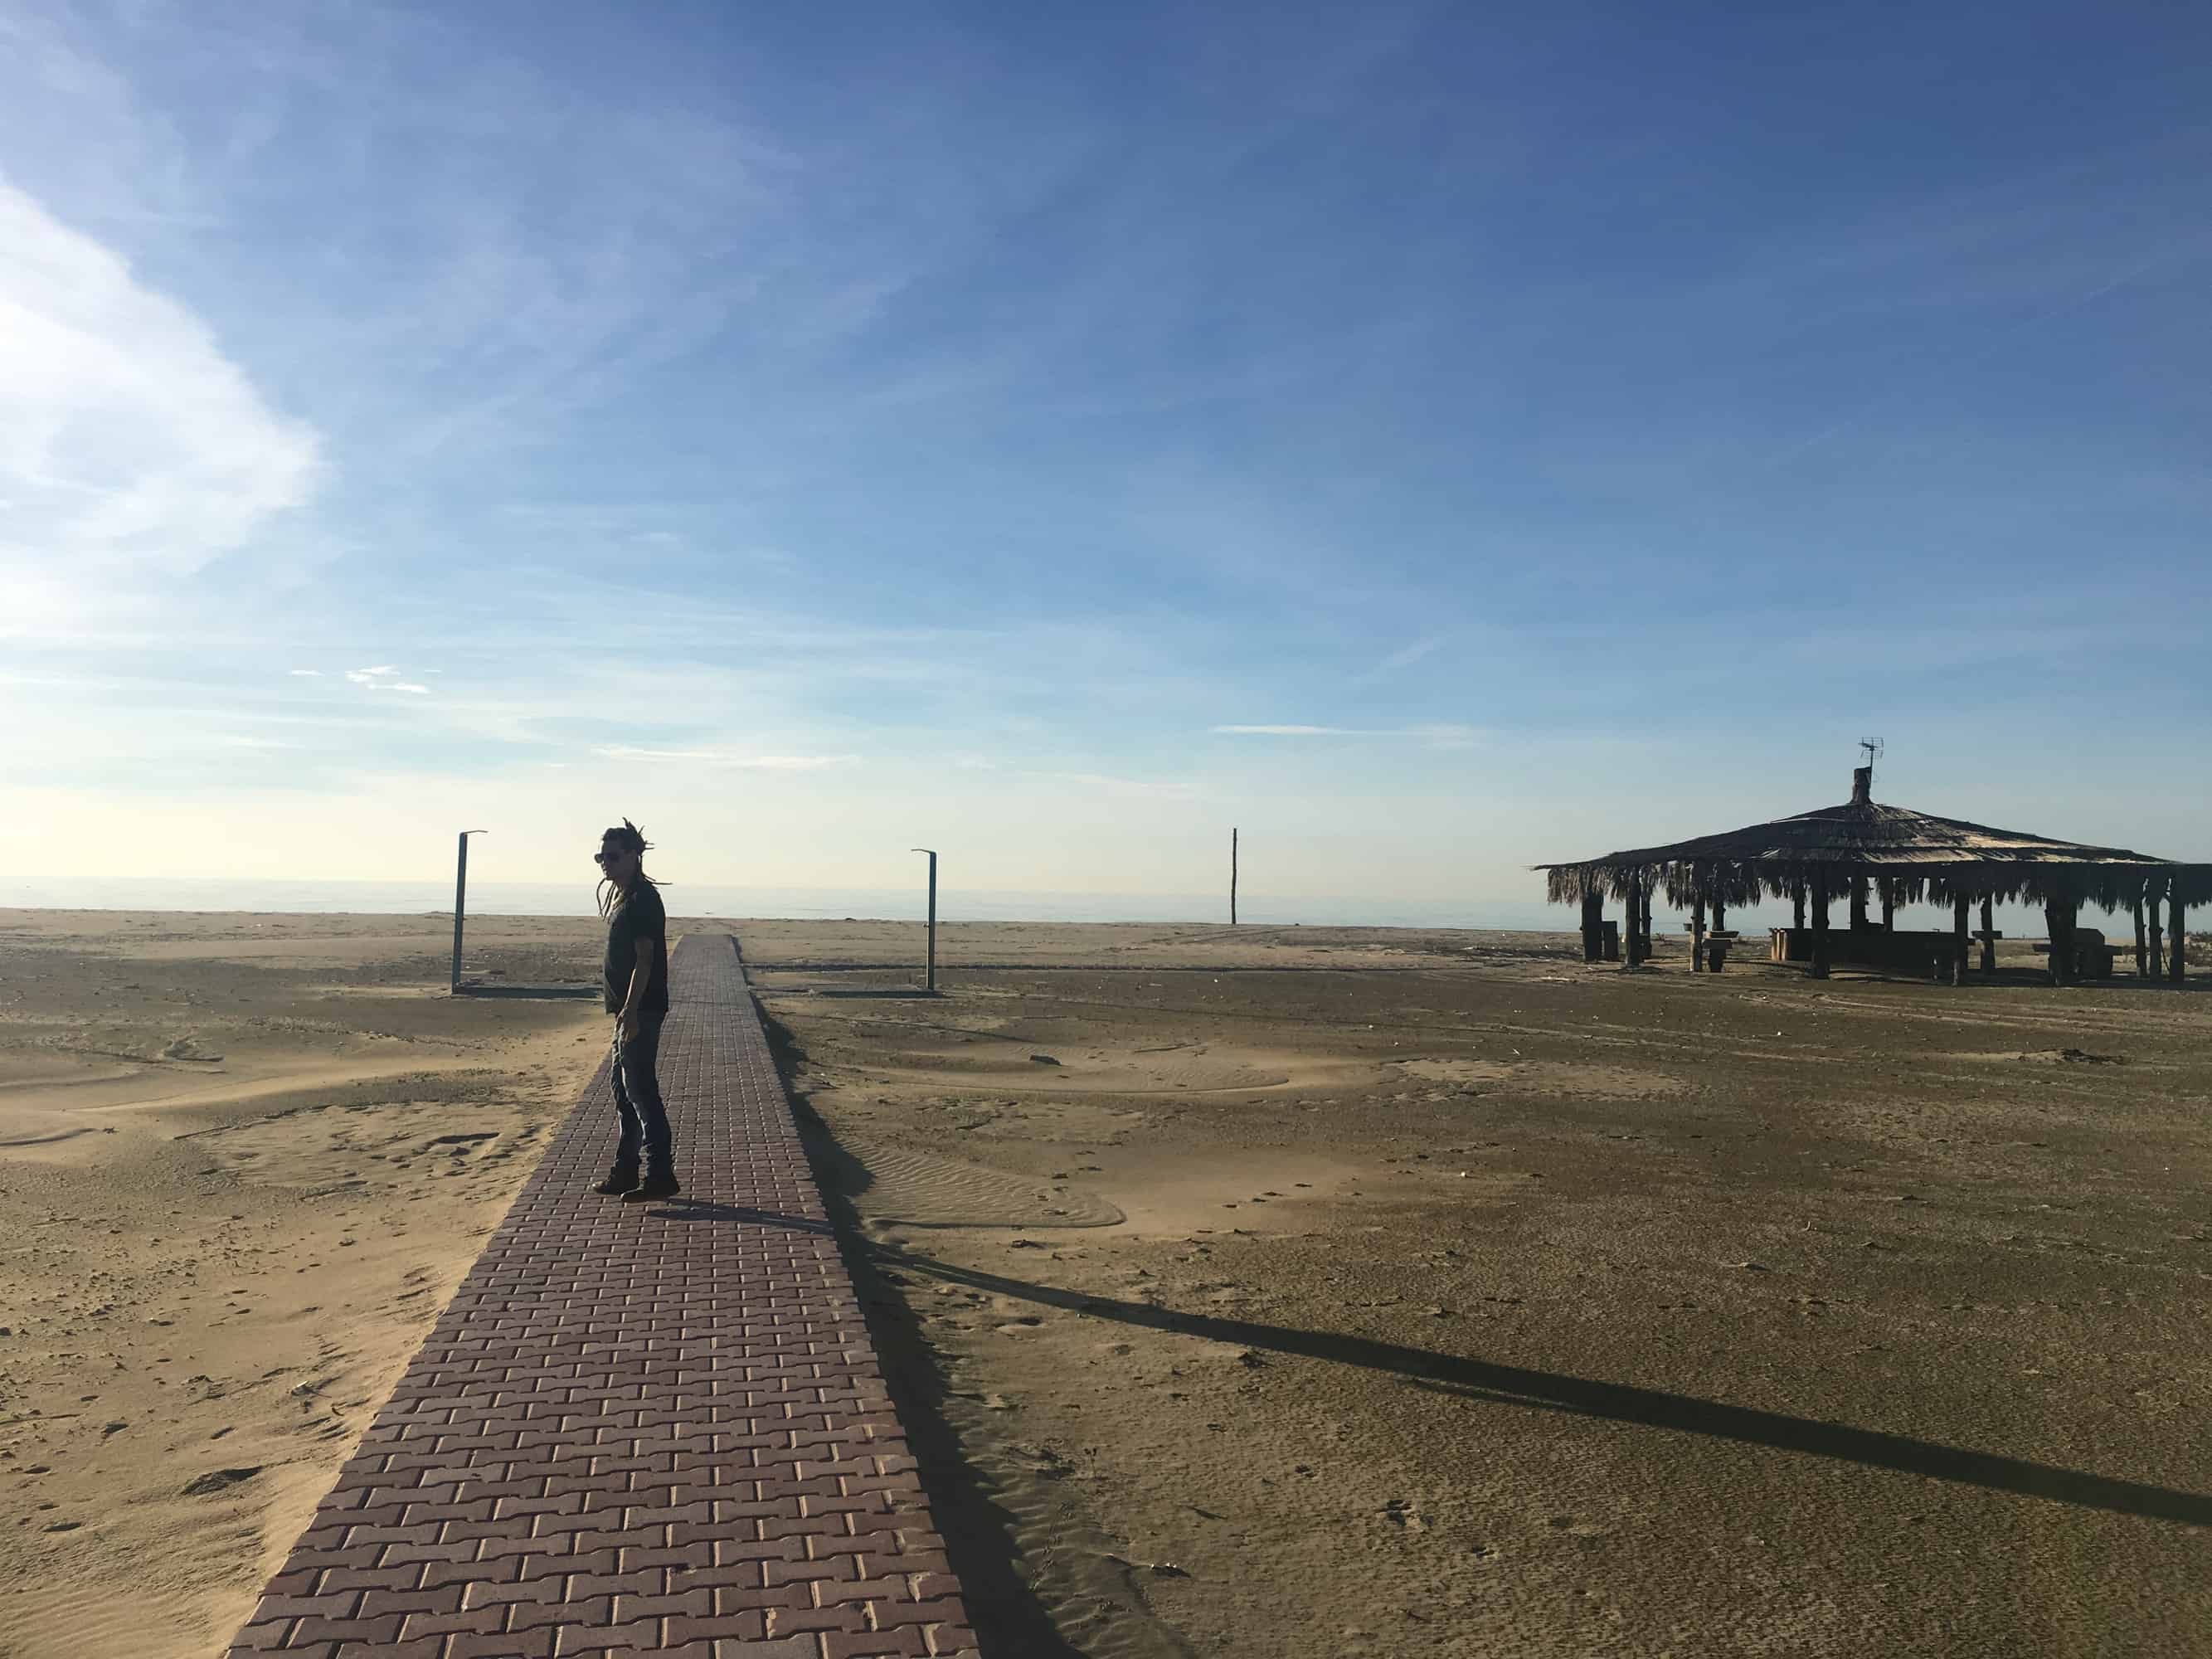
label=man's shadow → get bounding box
[642,1199,2211,1529]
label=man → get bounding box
[592,820,677,1199]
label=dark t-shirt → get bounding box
[604,883,669,1015]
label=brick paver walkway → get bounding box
[226,934,979,1659]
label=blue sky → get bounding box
[3,1,2207,912]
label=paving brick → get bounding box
[226,1621,296,1652]
[823,1629,931,1659]
[551,1619,662,1655]
[448,1634,556,1659]
[222,936,972,1659]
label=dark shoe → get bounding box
[621,1170,680,1202]
[591,1165,640,1196]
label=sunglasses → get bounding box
[594,847,630,864]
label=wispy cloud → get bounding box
[343,665,430,693]
[0,177,321,636]
[1213,722,1480,748]
[591,747,857,770]
[1351,635,1445,684]
[1025,769,1200,800]
[287,668,321,676]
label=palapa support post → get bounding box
[2133,893,2149,978]
[1849,875,1869,932]
[1690,894,1706,972]
[1952,895,1970,986]
[1980,896,1997,975]
[2147,885,2164,979]
[1879,882,1895,932]
[2170,894,2187,984]
[1791,881,1806,932]
[1623,878,1641,968]
[2043,898,2076,986]
[1810,871,1831,980]
[1579,891,1602,964]
[1640,883,1654,961]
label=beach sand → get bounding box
[4,912,2209,1657]
[0,911,610,1657]
[741,920,2212,1658]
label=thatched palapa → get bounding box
[1538,765,2206,985]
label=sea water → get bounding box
[0,878,1570,932]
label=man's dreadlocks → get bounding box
[596,818,668,918]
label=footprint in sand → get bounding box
[1545,1515,1610,1538]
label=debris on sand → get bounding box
[1106,1553,1189,1579]
[182,1466,263,1496]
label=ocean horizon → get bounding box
[0,877,1576,933]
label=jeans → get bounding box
[610,1013,673,1175]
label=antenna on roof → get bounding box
[1856,737,1884,803]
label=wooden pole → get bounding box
[1579,891,1602,964]
[450,830,486,995]
[1791,880,1806,932]
[1625,877,1643,967]
[1811,870,1831,979]
[910,849,938,991]
[1690,893,1707,972]
[2044,898,2074,986]
[1639,882,1653,962]
[925,851,939,990]
[1230,828,1238,927]
[1879,881,1895,932]
[1849,874,1869,932]
[2170,893,2187,984]
[1952,894,1970,986]
[2133,893,2149,978]
[1980,896,1996,975]
[451,832,469,995]
[2147,884,2164,978]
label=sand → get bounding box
[4,912,2209,1657]
[740,921,2212,1658]
[0,911,611,1657]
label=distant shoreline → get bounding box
[0,902,1575,937]
[0,879,1568,932]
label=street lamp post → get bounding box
[911,848,937,992]
[451,830,488,994]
